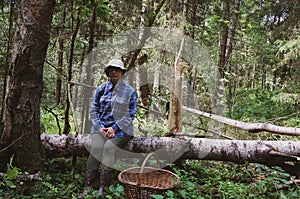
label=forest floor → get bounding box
[1,156,299,199]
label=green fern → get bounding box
[0,155,20,188]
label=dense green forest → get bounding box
[0,0,299,198]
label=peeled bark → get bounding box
[40,134,300,177]
[167,38,185,133]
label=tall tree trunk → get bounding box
[55,8,66,105]
[186,0,197,108]
[82,1,96,135]
[136,0,150,108]
[153,62,160,94]
[167,0,187,134]
[225,0,240,64]
[251,63,256,88]
[213,0,230,114]
[217,0,230,78]
[261,63,266,89]
[124,0,166,72]
[76,47,86,134]
[63,13,80,135]
[136,66,150,107]
[1,1,15,122]
[0,0,55,172]
[227,0,240,116]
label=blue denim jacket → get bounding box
[89,80,137,137]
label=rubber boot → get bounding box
[97,170,111,198]
[78,169,97,198]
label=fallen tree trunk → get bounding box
[41,134,300,177]
[183,106,300,136]
[0,172,42,182]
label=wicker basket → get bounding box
[118,153,180,199]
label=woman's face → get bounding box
[107,66,123,83]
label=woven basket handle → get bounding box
[137,153,159,186]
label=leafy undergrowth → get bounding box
[1,157,299,199]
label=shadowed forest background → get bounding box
[0,0,299,198]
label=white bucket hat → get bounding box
[104,59,126,76]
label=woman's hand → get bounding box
[100,127,115,139]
